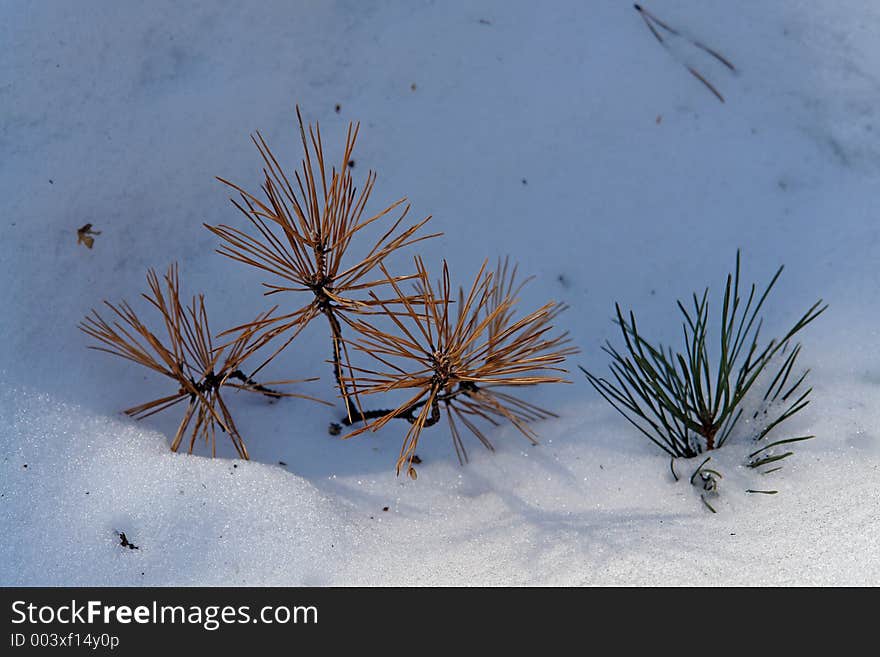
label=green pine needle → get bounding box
[700,495,717,513]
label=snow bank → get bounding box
[0,384,354,586]
[2,370,877,586]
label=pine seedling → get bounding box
[582,251,826,472]
[205,107,439,423]
[79,264,326,459]
[342,257,577,476]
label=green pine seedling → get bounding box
[582,251,826,474]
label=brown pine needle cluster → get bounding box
[205,106,439,420]
[342,257,578,476]
[80,107,579,478]
[79,264,326,459]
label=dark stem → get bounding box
[186,370,281,405]
[308,270,377,433]
[336,380,479,429]
[227,370,282,398]
[321,303,365,421]
[703,423,717,451]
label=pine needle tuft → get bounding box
[79,264,326,459]
[205,106,439,421]
[582,251,826,466]
[341,257,577,474]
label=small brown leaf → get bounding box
[77,223,101,249]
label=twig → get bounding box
[634,4,736,103]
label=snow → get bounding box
[2,0,880,585]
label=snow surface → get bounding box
[2,0,880,585]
